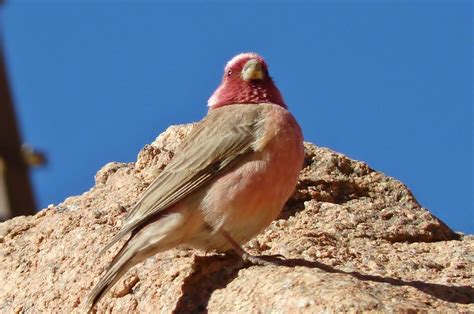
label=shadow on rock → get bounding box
[174,254,473,313]
[173,254,242,314]
[271,256,474,305]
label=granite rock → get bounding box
[0,124,472,313]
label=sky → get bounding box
[1,1,472,233]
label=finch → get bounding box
[85,52,304,311]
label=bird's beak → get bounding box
[241,59,264,81]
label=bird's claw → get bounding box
[241,253,281,266]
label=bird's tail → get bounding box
[84,211,187,312]
[84,238,138,313]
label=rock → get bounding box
[0,124,472,313]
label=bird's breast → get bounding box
[198,104,304,249]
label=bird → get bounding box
[85,52,304,311]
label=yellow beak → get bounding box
[241,59,264,81]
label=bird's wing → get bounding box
[101,105,264,252]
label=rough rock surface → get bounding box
[0,124,472,313]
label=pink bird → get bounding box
[85,52,304,311]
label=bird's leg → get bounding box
[220,230,280,266]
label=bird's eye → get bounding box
[227,70,232,77]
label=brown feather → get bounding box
[100,104,265,254]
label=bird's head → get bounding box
[208,53,286,110]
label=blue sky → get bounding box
[2,1,472,233]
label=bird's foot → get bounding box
[220,229,285,266]
[241,252,284,266]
